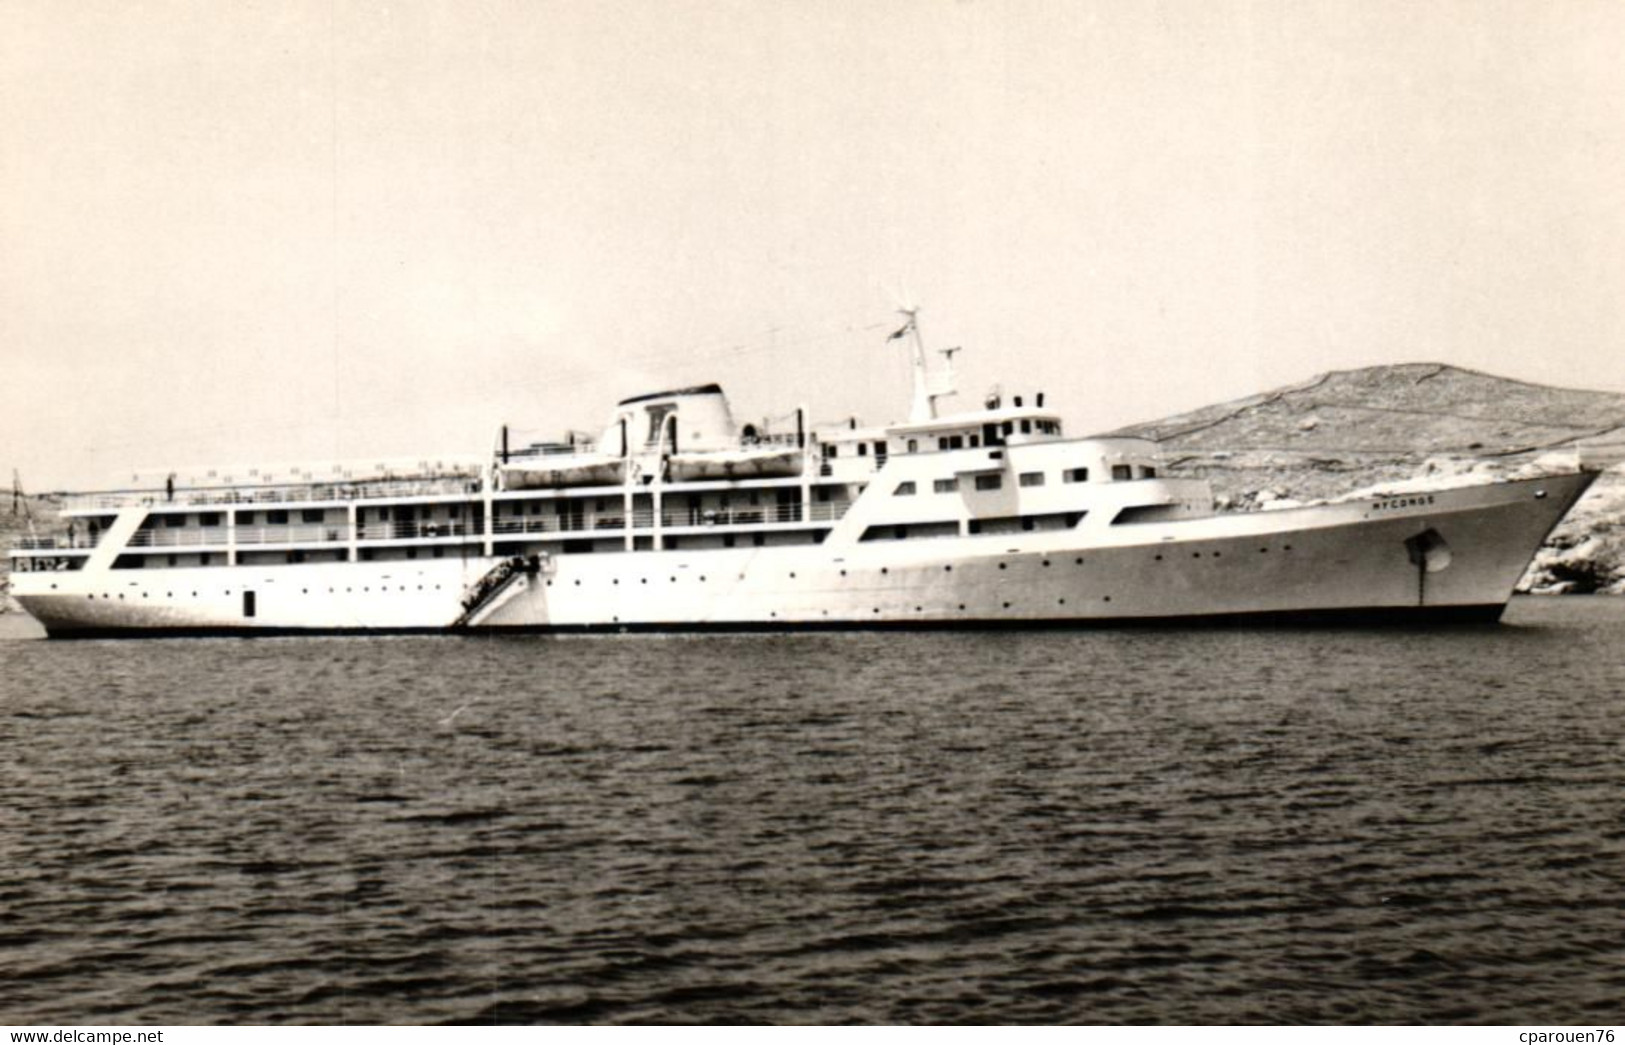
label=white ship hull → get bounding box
[13,471,1592,636]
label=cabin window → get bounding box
[1001,421,1014,436]
[894,481,917,496]
[752,534,766,547]
[968,435,980,448]
[937,437,949,451]
[199,553,211,565]
[1111,465,1132,481]
[824,444,838,458]
[165,514,186,528]
[1065,467,1089,483]
[1142,466,1158,479]
[858,443,868,456]
[1019,472,1045,487]
[724,535,736,548]
[907,439,918,453]
[199,512,220,527]
[983,423,1003,447]
[948,435,964,450]
[873,441,887,459]
[377,507,390,521]
[301,509,323,524]
[242,591,256,618]
[974,474,1002,492]
[268,510,289,524]
[1020,419,1032,434]
[934,478,958,494]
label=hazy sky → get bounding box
[3,0,1622,489]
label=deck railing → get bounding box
[25,497,855,553]
[63,476,482,512]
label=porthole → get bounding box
[998,563,1007,570]
[613,578,619,584]
[1002,601,1011,608]
[958,603,966,610]
[1058,598,1066,605]
[1155,554,1163,561]
[943,565,952,572]
[1104,595,1112,602]
[881,567,889,575]
[1042,559,1050,567]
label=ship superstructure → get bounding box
[8,317,1597,636]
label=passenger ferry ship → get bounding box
[8,314,1597,636]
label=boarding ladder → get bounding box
[451,553,549,629]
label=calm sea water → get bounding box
[2,598,1623,1025]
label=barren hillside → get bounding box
[1107,364,1625,593]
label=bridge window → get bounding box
[894,481,917,496]
[1019,472,1045,487]
[1064,467,1089,483]
[1142,466,1158,478]
[1111,465,1132,481]
[974,474,1002,492]
[934,478,958,494]
[907,439,918,453]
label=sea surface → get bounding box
[2,597,1623,1025]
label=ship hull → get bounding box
[14,471,1593,637]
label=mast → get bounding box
[892,307,933,423]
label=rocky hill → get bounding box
[1107,363,1625,593]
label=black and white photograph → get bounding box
[2,0,1623,1028]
